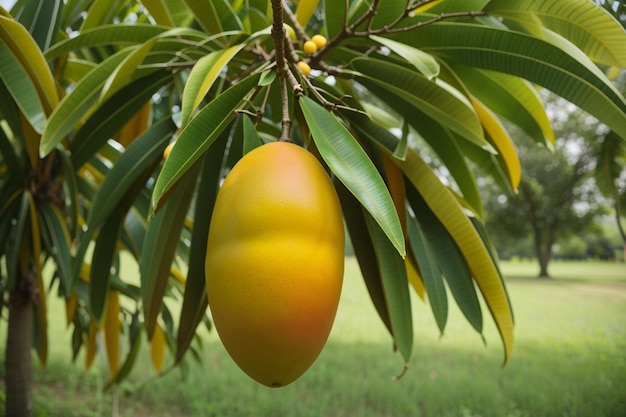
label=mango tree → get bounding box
[1,1,626,416]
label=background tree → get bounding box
[484,97,611,277]
[1,1,626,416]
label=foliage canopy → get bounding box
[1,1,626,404]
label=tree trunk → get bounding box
[538,253,551,278]
[5,282,35,417]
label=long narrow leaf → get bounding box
[406,183,483,334]
[334,178,393,336]
[486,0,626,67]
[0,15,59,114]
[142,163,199,338]
[175,133,228,363]
[300,95,405,257]
[365,212,413,363]
[39,203,72,293]
[406,212,447,334]
[0,40,46,134]
[151,72,261,213]
[70,70,172,168]
[393,22,626,141]
[40,47,133,156]
[350,58,487,149]
[90,210,123,323]
[180,44,246,125]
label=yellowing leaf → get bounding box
[150,323,166,373]
[85,320,98,371]
[406,256,425,301]
[104,291,121,380]
[400,150,514,363]
[295,0,320,26]
[472,98,521,191]
[381,153,407,235]
[411,0,444,14]
[65,291,78,326]
[117,101,152,148]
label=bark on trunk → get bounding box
[5,287,34,417]
[538,254,551,278]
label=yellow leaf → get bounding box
[411,0,444,14]
[117,101,151,148]
[472,98,521,191]
[65,291,78,326]
[104,291,121,380]
[295,0,320,26]
[170,266,186,285]
[399,149,514,363]
[381,153,407,235]
[406,255,425,301]
[150,322,166,373]
[85,320,98,371]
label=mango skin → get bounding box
[205,141,344,387]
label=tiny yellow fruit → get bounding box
[297,61,311,76]
[303,40,318,55]
[205,142,344,387]
[163,141,175,160]
[311,34,327,49]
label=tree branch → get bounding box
[271,0,293,142]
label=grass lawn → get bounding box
[1,259,625,417]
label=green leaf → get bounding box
[142,163,199,338]
[40,47,132,156]
[151,72,261,213]
[6,192,29,290]
[323,0,346,39]
[365,211,413,363]
[334,178,393,336]
[72,118,175,287]
[358,113,514,363]
[242,114,262,155]
[406,183,483,334]
[393,22,626,141]
[0,15,59,114]
[451,64,554,146]
[183,0,242,35]
[175,133,228,364]
[486,0,626,67]
[180,45,246,126]
[81,0,124,30]
[406,211,447,334]
[39,203,72,293]
[347,109,484,219]
[350,58,488,149]
[85,118,176,241]
[370,35,439,79]
[0,120,24,182]
[99,39,158,103]
[141,0,175,26]
[299,95,405,257]
[44,24,171,60]
[89,210,123,323]
[70,70,172,168]
[402,151,513,363]
[0,41,45,134]
[16,0,63,50]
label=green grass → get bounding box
[2,259,626,416]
